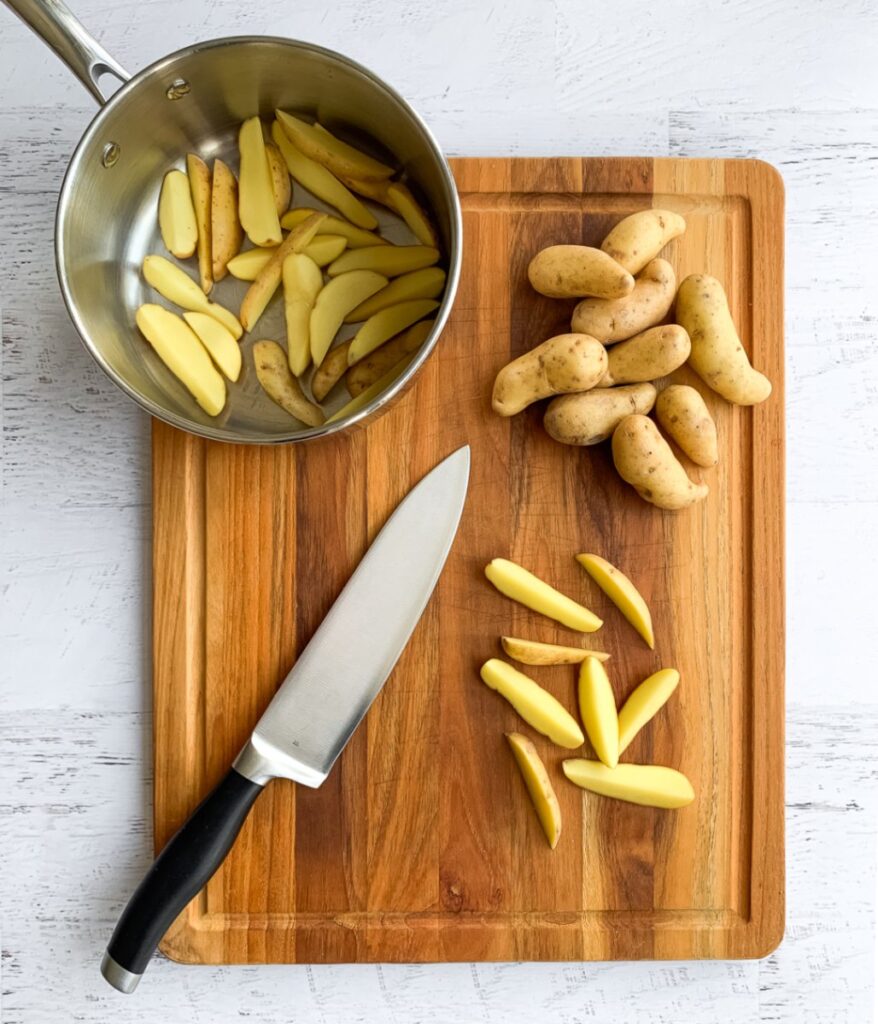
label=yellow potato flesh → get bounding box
[186,153,213,294]
[238,116,282,247]
[575,552,654,648]
[311,341,352,403]
[281,208,388,248]
[387,181,439,246]
[347,299,439,366]
[305,234,347,268]
[309,270,388,366]
[506,732,562,849]
[480,659,584,749]
[618,669,680,755]
[327,245,440,279]
[345,267,446,323]
[264,141,291,216]
[239,213,326,332]
[135,304,226,416]
[326,352,416,423]
[500,636,610,666]
[158,169,197,259]
[577,657,619,768]
[275,109,394,181]
[562,760,694,809]
[345,319,434,397]
[271,121,378,231]
[485,558,602,633]
[226,246,276,281]
[141,254,242,339]
[283,253,323,377]
[182,312,241,382]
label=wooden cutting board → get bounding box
[153,157,784,964]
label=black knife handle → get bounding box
[101,767,264,992]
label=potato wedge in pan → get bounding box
[275,109,394,181]
[158,169,197,259]
[346,319,433,397]
[252,340,324,427]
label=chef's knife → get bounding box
[101,445,470,993]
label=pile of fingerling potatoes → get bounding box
[480,553,692,850]
[138,111,445,424]
[491,211,772,510]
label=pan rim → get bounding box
[54,34,462,445]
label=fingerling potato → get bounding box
[347,299,439,366]
[492,334,608,416]
[310,269,388,366]
[544,383,657,446]
[528,244,634,299]
[210,159,243,282]
[596,324,691,387]
[311,341,352,403]
[264,141,291,216]
[186,153,213,294]
[655,384,718,467]
[571,258,675,344]
[158,169,197,259]
[600,209,686,275]
[253,339,325,426]
[346,319,434,397]
[238,116,283,247]
[506,733,562,849]
[501,636,610,665]
[275,109,395,181]
[612,414,708,510]
[327,244,439,278]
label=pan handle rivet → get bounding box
[101,142,120,168]
[166,78,191,100]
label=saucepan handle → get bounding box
[2,0,129,105]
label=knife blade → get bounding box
[101,445,470,993]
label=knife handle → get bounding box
[101,767,264,993]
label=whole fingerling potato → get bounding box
[675,274,772,405]
[655,384,718,467]
[600,209,686,275]
[612,414,708,510]
[544,383,657,446]
[527,245,634,299]
[492,334,608,416]
[571,258,676,344]
[596,325,691,388]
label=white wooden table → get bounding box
[2,1,876,1020]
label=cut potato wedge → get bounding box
[326,352,415,424]
[264,141,291,216]
[576,553,654,648]
[309,269,388,366]
[239,212,326,332]
[182,311,241,382]
[305,234,347,268]
[346,319,433,397]
[186,153,213,294]
[238,116,283,247]
[480,659,584,749]
[275,109,394,181]
[327,244,439,278]
[578,657,619,769]
[311,341,352,403]
[281,207,387,248]
[618,668,680,755]
[226,246,277,281]
[142,255,242,339]
[271,121,378,231]
[252,340,325,427]
[387,182,439,247]
[500,637,610,666]
[485,558,602,633]
[506,732,562,849]
[158,169,197,259]
[345,267,446,323]
[562,760,694,809]
[135,304,226,416]
[347,299,439,366]
[283,253,323,377]
[210,159,243,282]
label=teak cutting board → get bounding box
[153,157,785,964]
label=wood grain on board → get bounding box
[152,157,785,964]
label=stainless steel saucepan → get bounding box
[3,0,462,442]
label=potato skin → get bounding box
[571,258,676,344]
[612,414,708,510]
[601,209,686,275]
[527,245,634,299]
[492,334,608,416]
[675,274,772,405]
[597,324,691,388]
[544,383,657,446]
[655,384,718,467]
